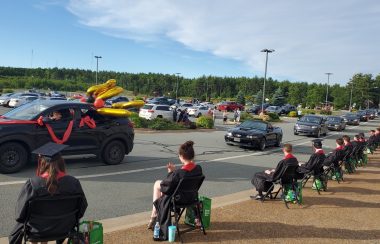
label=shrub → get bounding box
[240,112,254,122]
[148,118,184,130]
[267,112,280,121]
[134,96,144,101]
[196,116,214,129]
[129,113,148,128]
[288,111,298,117]
[320,110,332,115]
[259,113,270,122]
[3,89,14,93]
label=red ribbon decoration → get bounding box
[79,116,96,129]
[45,121,74,144]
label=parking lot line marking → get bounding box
[0,120,370,186]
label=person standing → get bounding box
[236,108,241,124]
[223,110,228,124]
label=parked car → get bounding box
[341,113,360,125]
[265,106,283,115]
[0,93,14,106]
[139,104,173,120]
[8,95,39,107]
[280,104,297,114]
[245,104,261,114]
[326,116,346,131]
[357,110,369,121]
[225,120,282,150]
[294,115,328,138]
[146,97,171,105]
[217,101,244,112]
[105,96,129,106]
[178,103,194,111]
[188,106,209,117]
[0,93,22,107]
[0,100,134,173]
[365,109,377,119]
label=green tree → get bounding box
[236,91,245,105]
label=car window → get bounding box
[3,102,49,120]
[299,116,321,124]
[156,106,170,111]
[240,120,267,131]
[142,105,154,110]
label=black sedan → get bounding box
[357,110,369,121]
[326,116,346,131]
[341,113,360,125]
[294,115,328,138]
[0,100,134,173]
[225,120,282,150]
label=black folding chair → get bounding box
[262,165,301,209]
[22,194,83,244]
[169,175,206,243]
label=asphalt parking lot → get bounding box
[0,106,378,238]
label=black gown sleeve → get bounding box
[160,171,180,196]
[14,179,35,223]
[74,179,88,219]
[271,160,285,181]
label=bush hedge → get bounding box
[240,112,254,122]
[320,110,332,115]
[288,111,298,117]
[196,116,214,128]
[267,112,280,121]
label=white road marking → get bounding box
[0,121,370,186]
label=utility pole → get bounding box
[325,73,333,108]
[174,73,181,101]
[95,55,102,84]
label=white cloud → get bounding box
[67,0,380,84]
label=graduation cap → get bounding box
[311,139,323,148]
[32,142,68,162]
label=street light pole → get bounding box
[261,49,275,113]
[325,72,333,108]
[349,83,353,112]
[174,73,181,101]
[94,55,102,84]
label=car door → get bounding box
[265,123,277,144]
[156,105,172,120]
[35,105,79,150]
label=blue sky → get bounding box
[1,0,380,85]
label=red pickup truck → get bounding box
[217,101,244,112]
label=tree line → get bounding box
[0,66,379,109]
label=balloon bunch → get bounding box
[86,79,123,108]
[83,79,145,117]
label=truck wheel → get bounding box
[101,140,126,165]
[0,142,28,174]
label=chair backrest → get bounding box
[279,164,299,185]
[171,175,205,206]
[25,194,83,241]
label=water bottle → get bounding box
[153,221,160,241]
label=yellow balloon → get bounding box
[97,86,124,100]
[96,108,132,117]
[112,100,145,109]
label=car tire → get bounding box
[275,136,282,147]
[259,138,266,151]
[294,131,299,135]
[101,140,126,165]
[157,115,163,118]
[0,142,28,174]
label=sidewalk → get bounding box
[103,150,380,243]
[1,151,379,244]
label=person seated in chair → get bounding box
[297,139,326,176]
[342,135,353,158]
[250,143,299,200]
[367,130,376,148]
[322,138,345,169]
[9,143,88,244]
[148,141,203,241]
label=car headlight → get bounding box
[354,119,358,122]
[226,132,232,136]
[311,125,318,129]
[295,123,299,128]
[247,135,258,139]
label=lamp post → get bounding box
[261,49,275,113]
[349,82,353,112]
[325,72,333,108]
[94,55,102,84]
[174,73,181,101]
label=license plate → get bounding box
[234,138,241,142]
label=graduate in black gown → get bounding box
[367,130,376,147]
[322,138,345,168]
[250,144,299,200]
[148,141,203,241]
[297,139,326,176]
[9,143,88,244]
